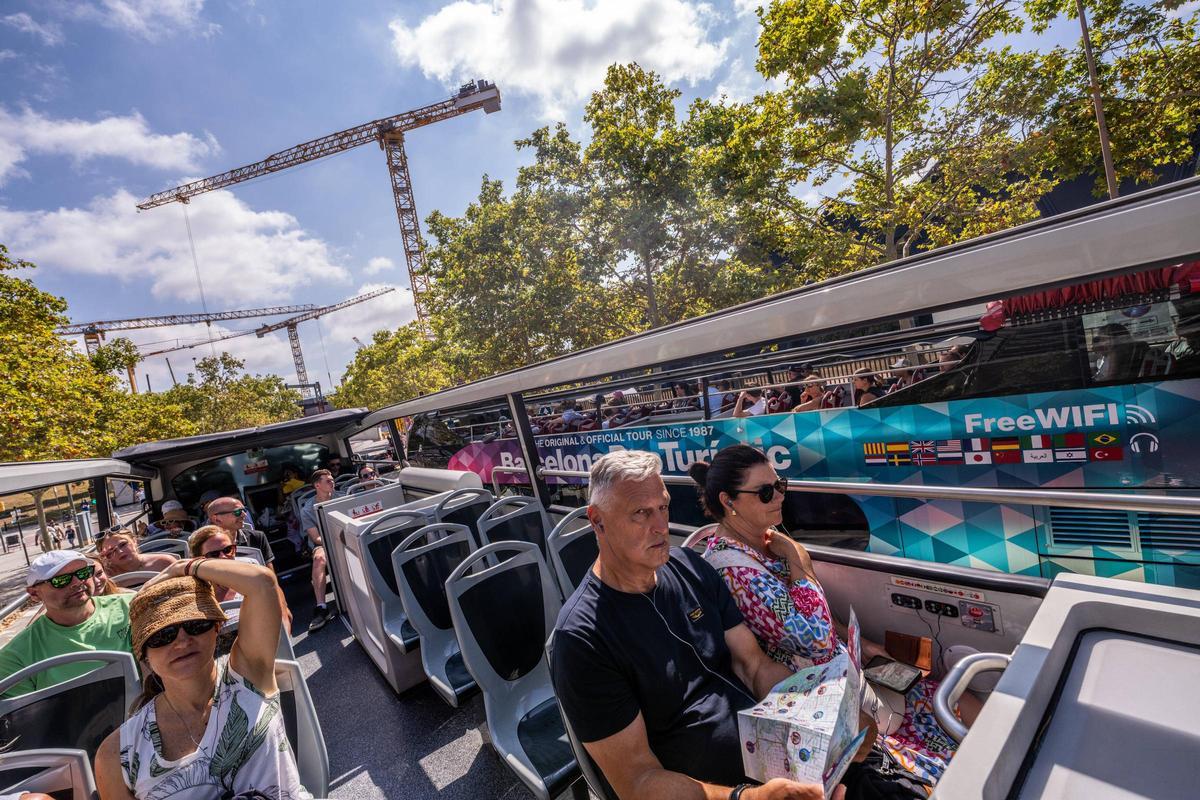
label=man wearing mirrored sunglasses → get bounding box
[206,496,275,571]
[0,550,133,698]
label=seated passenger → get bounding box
[189,525,291,631]
[732,388,767,418]
[669,381,700,411]
[90,559,132,596]
[94,558,309,799]
[205,497,275,571]
[0,551,133,698]
[937,345,966,372]
[790,374,827,413]
[299,470,342,633]
[1091,322,1138,382]
[852,368,880,406]
[280,464,306,497]
[707,379,735,416]
[690,445,977,785]
[551,451,843,800]
[145,500,193,539]
[97,531,179,577]
[555,398,585,428]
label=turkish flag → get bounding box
[1089,447,1124,461]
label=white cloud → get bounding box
[1,13,65,46]
[710,56,779,103]
[0,188,352,303]
[364,256,396,276]
[71,0,218,41]
[389,0,729,118]
[0,106,218,184]
[0,49,20,61]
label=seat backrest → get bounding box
[274,659,330,799]
[434,488,495,548]
[546,507,598,598]
[0,651,140,759]
[476,496,552,558]
[334,474,357,489]
[139,538,188,557]
[235,546,265,565]
[544,634,620,800]
[391,524,475,636]
[218,599,295,662]
[0,748,97,800]
[347,478,385,495]
[360,510,427,597]
[111,570,158,589]
[446,541,562,700]
[681,523,719,552]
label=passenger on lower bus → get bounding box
[299,469,341,632]
[94,558,309,799]
[690,445,980,786]
[551,451,848,800]
[97,531,179,577]
[732,388,767,418]
[707,379,735,416]
[852,368,880,406]
[0,551,133,698]
[790,374,827,414]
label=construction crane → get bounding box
[253,287,394,396]
[59,303,319,393]
[136,80,501,327]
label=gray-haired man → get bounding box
[551,451,824,800]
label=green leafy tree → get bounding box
[331,323,452,409]
[1025,0,1200,194]
[163,353,302,433]
[89,336,143,388]
[0,245,116,461]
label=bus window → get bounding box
[171,442,328,514]
[1084,297,1200,385]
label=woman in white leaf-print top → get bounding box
[94,557,309,799]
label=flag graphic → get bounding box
[1089,446,1124,461]
[865,454,888,466]
[1021,434,1052,449]
[992,450,1021,464]
[862,442,886,456]
[912,452,937,465]
[1022,449,1053,463]
[935,439,963,463]
[964,438,990,451]
[1054,449,1086,462]
[1088,432,1121,447]
[887,452,911,466]
[1053,432,1085,449]
[909,440,935,454]
[965,451,992,465]
[885,442,911,454]
[991,437,1021,451]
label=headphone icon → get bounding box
[1130,433,1160,453]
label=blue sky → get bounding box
[0,0,1088,393]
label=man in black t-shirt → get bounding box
[551,451,823,800]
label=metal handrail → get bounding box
[535,468,1200,516]
[934,652,1012,742]
[490,466,528,497]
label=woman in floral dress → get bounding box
[689,445,976,785]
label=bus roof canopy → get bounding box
[0,459,157,496]
[362,176,1200,427]
[113,408,368,465]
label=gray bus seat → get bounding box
[218,599,296,662]
[546,633,619,800]
[0,651,140,759]
[476,496,553,559]
[0,748,97,800]
[434,487,495,549]
[447,541,585,800]
[345,478,384,495]
[235,545,265,565]
[546,507,597,599]
[275,658,330,799]
[360,510,427,654]
[138,538,189,558]
[110,570,159,589]
[391,524,478,707]
[334,474,357,489]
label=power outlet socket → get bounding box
[891,592,922,610]
[923,599,960,618]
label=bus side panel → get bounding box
[891,498,1045,577]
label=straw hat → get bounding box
[130,576,227,657]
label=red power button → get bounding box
[968,606,984,618]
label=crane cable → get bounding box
[181,202,217,358]
[316,316,334,391]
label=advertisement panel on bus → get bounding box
[448,379,1200,588]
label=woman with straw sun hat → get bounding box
[93,556,308,799]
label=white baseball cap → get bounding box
[26,550,90,587]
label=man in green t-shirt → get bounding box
[0,550,133,698]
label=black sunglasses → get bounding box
[216,508,247,518]
[144,619,217,651]
[45,565,95,589]
[730,477,789,504]
[201,544,236,558]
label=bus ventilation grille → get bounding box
[1048,508,1134,550]
[1136,513,1200,552]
